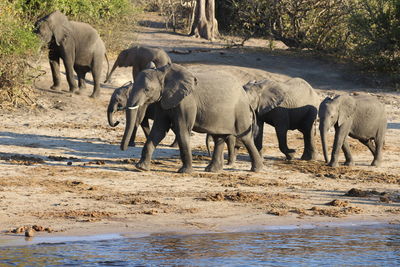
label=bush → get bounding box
[349,0,400,73]
[216,0,399,86]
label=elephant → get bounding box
[107,82,178,147]
[205,134,239,165]
[104,46,171,83]
[319,94,387,167]
[120,63,264,173]
[242,78,320,160]
[34,11,109,98]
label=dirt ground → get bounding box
[1,13,399,241]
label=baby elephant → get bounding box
[107,82,177,147]
[104,46,171,83]
[319,94,387,167]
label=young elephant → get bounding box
[34,11,109,98]
[107,82,177,147]
[104,46,171,83]
[121,63,263,173]
[243,78,320,160]
[319,94,387,167]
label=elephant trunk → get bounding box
[320,122,329,163]
[121,107,139,151]
[104,61,118,83]
[107,102,119,127]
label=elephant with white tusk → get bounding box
[107,82,178,147]
[121,63,263,173]
[319,94,387,167]
[34,11,109,98]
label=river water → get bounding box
[1,224,399,266]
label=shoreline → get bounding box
[1,215,398,247]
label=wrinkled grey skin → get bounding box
[34,11,109,98]
[121,63,263,173]
[243,78,320,160]
[107,82,177,147]
[319,94,387,167]
[104,46,171,83]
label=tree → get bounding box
[190,0,219,40]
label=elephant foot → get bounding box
[69,87,79,93]
[284,149,296,160]
[90,92,100,98]
[178,166,193,173]
[301,152,316,161]
[135,161,150,171]
[227,159,235,166]
[344,160,355,166]
[328,160,339,167]
[205,162,223,172]
[50,84,61,91]
[251,159,263,172]
[371,160,381,167]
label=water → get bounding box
[1,224,399,266]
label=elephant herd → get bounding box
[34,11,388,173]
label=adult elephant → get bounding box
[319,94,387,167]
[104,46,171,83]
[107,82,177,147]
[243,78,320,160]
[121,63,263,173]
[34,11,109,98]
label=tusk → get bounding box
[127,105,139,110]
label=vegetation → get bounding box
[216,0,399,85]
[0,0,139,108]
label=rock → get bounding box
[25,228,35,237]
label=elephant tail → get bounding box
[250,106,259,139]
[104,53,110,83]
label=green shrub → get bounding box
[349,0,400,73]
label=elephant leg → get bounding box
[254,121,264,157]
[77,70,87,91]
[175,129,193,173]
[131,106,151,147]
[372,128,385,166]
[205,135,226,172]
[49,48,61,90]
[342,139,354,166]
[240,131,264,172]
[275,126,295,160]
[360,139,376,155]
[329,124,350,167]
[62,56,78,93]
[300,123,317,161]
[226,135,237,165]
[136,116,171,171]
[90,56,102,98]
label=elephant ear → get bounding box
[337,95,355,126]
[160,64,197,110]
[254,80,287,116]
[47,11,70,45]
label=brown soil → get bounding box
[1,12,399,239]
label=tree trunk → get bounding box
[190,0,219,40]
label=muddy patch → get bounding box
[274,160,400,184]
[0,154,45,165]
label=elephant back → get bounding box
[280,78,319,109]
